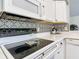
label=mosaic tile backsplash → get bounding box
[0,13,68,33]
[0,19,51,32]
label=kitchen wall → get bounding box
[70,0,79,29]
[70,0,79,17]
[70,16,79,27]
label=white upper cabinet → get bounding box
[50,0,55,22]
[55,1,68,23]
[0,0,41,19]
[0,0,69,22]
[39,0,69,23]
[40,0,55,22]
[51,0,55,21]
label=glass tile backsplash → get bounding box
[0,19,51,32]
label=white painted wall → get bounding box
[70,0,79,17]
[70,16,79,30]
[70,16,79,25]
[70,0,79,29]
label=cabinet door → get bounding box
[56,1,67,22]
[51,0,55,21]
[45,53,54,59]
[54,48,64,59]
[44,0,51,21]
[66,39,79,59]
[43,0,55,21]
[54,40,65,59]
[40,0,46,20]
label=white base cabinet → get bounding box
[66,39,79,59]
[54,40,65,59]
[44,51,54,59]
[35,40,65,59]
[44,40,65,59]
[54,47,64,59]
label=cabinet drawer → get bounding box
[34,54,43,59]
[44,44,57,57]
[43,50,55,59]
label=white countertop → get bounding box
[49,31,79,41]
[35,31,79,42]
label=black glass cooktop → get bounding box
[5,39,53,59]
